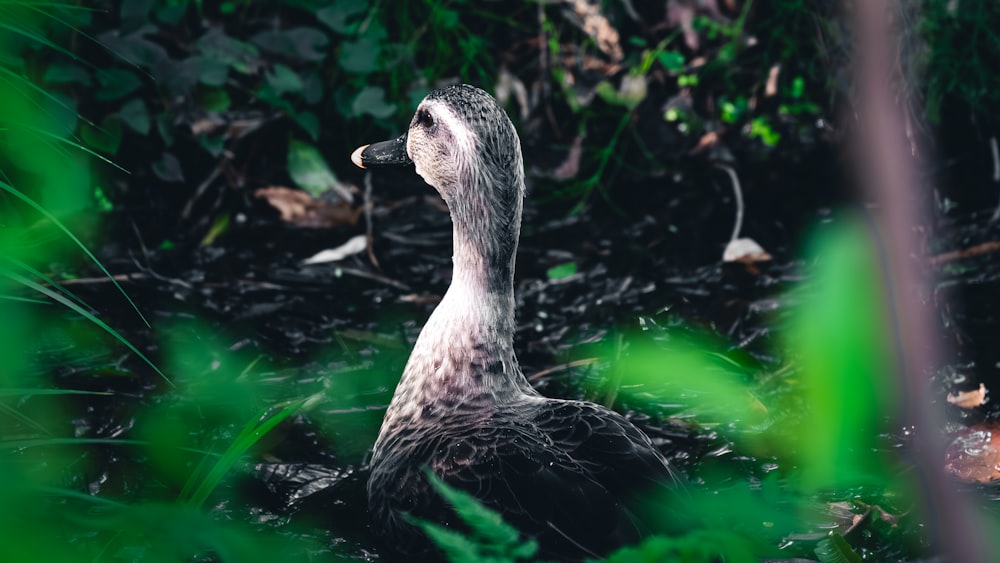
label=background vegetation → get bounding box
[2,0,999,561]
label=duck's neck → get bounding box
[379,173,533,435]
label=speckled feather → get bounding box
[365,84,677,562]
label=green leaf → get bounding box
[814,534,863,563]
[657,50,685,72]
[414,472,538,561]
[351,86,396,119]
[195,56,229,86]
[339,35,380,73]
[199,88,231,112]
[152,152,184,183]
[96,69,142,101]
[790,76,806,99]
[161,57,201,97]
[316,0,368,34]
[251,27,328,62]
[196,28,260,74]
[81,117,123,154]
[287,140,338,197]
[291,111,319,140]
[546,262,577,280]
[301,70,324,105]
[117,98,150,135]
[42,63,91,85]
[265,64,304,96]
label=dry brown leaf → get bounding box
[947,383,988,409]
[689,131,722,155]
[254,186,361,229]
[552,135,584,180]
[765,64,781,97]
[566,0,624,63]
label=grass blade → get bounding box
[0,180,148,328]
[4,271,172,387]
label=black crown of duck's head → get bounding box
[351,84,525,220]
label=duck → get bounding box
[351,84,678,561]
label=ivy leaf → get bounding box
[340,35,380,73]
[265,64,304,97]
[198,89,231,112]
[152,152,184,183]
[120,0,155,33]
[196,27,261,74]
[352,86,396,119]
[287,140,345,199]
[194,56,229,87]
[658,51,685,72]
[316,0,368,34]
[251,27,328,62]
[546,262,577,280]
[96,69,142,101]
[43,63,91,86]
[160,58,201,97]
[118,98,150,135]
[98,25,167,68]
[291,111,319,140]
[81,117,123,155]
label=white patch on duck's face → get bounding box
[406,100,479,198]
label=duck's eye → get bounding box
[416,110,434,127]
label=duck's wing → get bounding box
[430,400,678,559]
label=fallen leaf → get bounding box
[254,186,361,228]
[565,0,623,62]
[551,135,584,180]
[947,383,988,409]
[723,237,772,264]
[765,64,781,97]
[302,234,367,265]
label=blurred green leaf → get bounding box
[97,25,168,68]
[658,50,685,72]
[815,534,863,563]
[161,57,201,97]
[198,88,231,112]
[264,64,303,96]
[784,219,898,491]
[352,85,396,119]
[196,28,260,74]
[790,76,806,99]
[287,140,338,197]
[414,471,538,562]
[95,69,142,101]
[152,152,184,182]
[316,0,368,34]
[117,98,150,135]
[340,36,380,73]
[251,27,328,62]
[546,261,577,280]
[195,56,229,86]
[81,117,123,154]
[42,63,91,86]
[292,110,319,140]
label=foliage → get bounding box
[919,0,1000,123]
[413,471,539,563]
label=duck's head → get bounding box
[351,84,524,224]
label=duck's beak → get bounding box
[350,133,412,169]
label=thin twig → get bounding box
[527,358,600,381]
[364,172,381,270]
[715,163,744,242]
